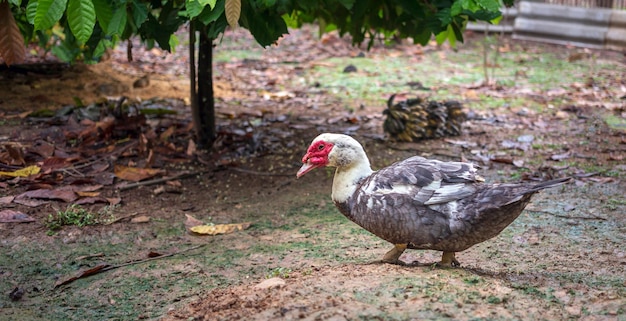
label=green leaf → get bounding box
[435,28,448,45]
[412,28,432,45]
[107,6,127,36]
[92,38,108,59]
[197,0,224,25]
[51,41,75,62]
[169,34,179,53]
[464,9,500,22]
[490,14,503,24]
[435,8,452,27]
[130,0,148,28]
[337,0,354,10]
[198,0,217,9]
[238,0,288,46]
[9,0,21,6]
[476,0,500,12]
[26,0,37,24]
[92,0,113,32]
[34,0,67,31]
[451,1,462,16]
[185,0,204,18]
[67,0,96,44]
[459,0,480,12]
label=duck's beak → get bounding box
[296,160,321,178]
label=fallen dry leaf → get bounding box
[166,180,182,187]
[190,222,251,236]
[186,139,196,156]
[16,188,78,203]
[76,191,100,197]
[114,165,164,182]
[73,184,104,192]
[40,156,72,170]
[130,215,151,223]
[550,152,571,161]
[0,165,41,177]
[74,197,109,205]
[184,214,205,232]
[12,198,48,207]
[106,197,122,205]
[3,143,25,165]
[0,209,35,223]
[0,195,15,204]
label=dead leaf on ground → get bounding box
[106,197,122,205]
[190,222,251,236]
[186,139,196,156]
[491,157,513,165]
[130,215,150,223]
[16,188,78,203]
[166,180,182,187]
[12,198,48,207]
[0,195,15,204]
[153,186,165,195]
[40,156,72,171]
[76,191,101,197]
[73,184,104,192]
[0,165,41,177]
[445,139,477,148]
[74,197,110,205]
[608,153,624,161]
[3,143,25,165]
[550,152,571,161]
[0,209,35,223]
[184,214,205,232]
[114,165,164,182]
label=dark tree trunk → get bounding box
[190,22,216,148]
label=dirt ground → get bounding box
[1,26,625,321]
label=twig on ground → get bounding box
[117,171,201,191]
[54,244,207,289]
[104,212,142,225]
[75,253,105,260]
[228,166,292,177]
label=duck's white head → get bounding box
[296,133,371,178]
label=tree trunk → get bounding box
[190,23,216,148]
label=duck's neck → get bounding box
[331,158,373,204]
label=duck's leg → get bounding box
[381,244,408,265]
[438,251,460,268]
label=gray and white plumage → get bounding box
[297,133,569,267]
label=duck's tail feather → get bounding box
[525,177,571,194]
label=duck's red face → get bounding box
[296,140,334,178]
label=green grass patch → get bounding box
[44,205,116,234]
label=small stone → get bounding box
[343,65,357,73]
[254,277,285,290]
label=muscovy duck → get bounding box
[297,133,569,267]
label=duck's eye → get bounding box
[317,144,325,151]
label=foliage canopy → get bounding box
[1,0,511,64]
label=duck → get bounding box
[296,133,569,267]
